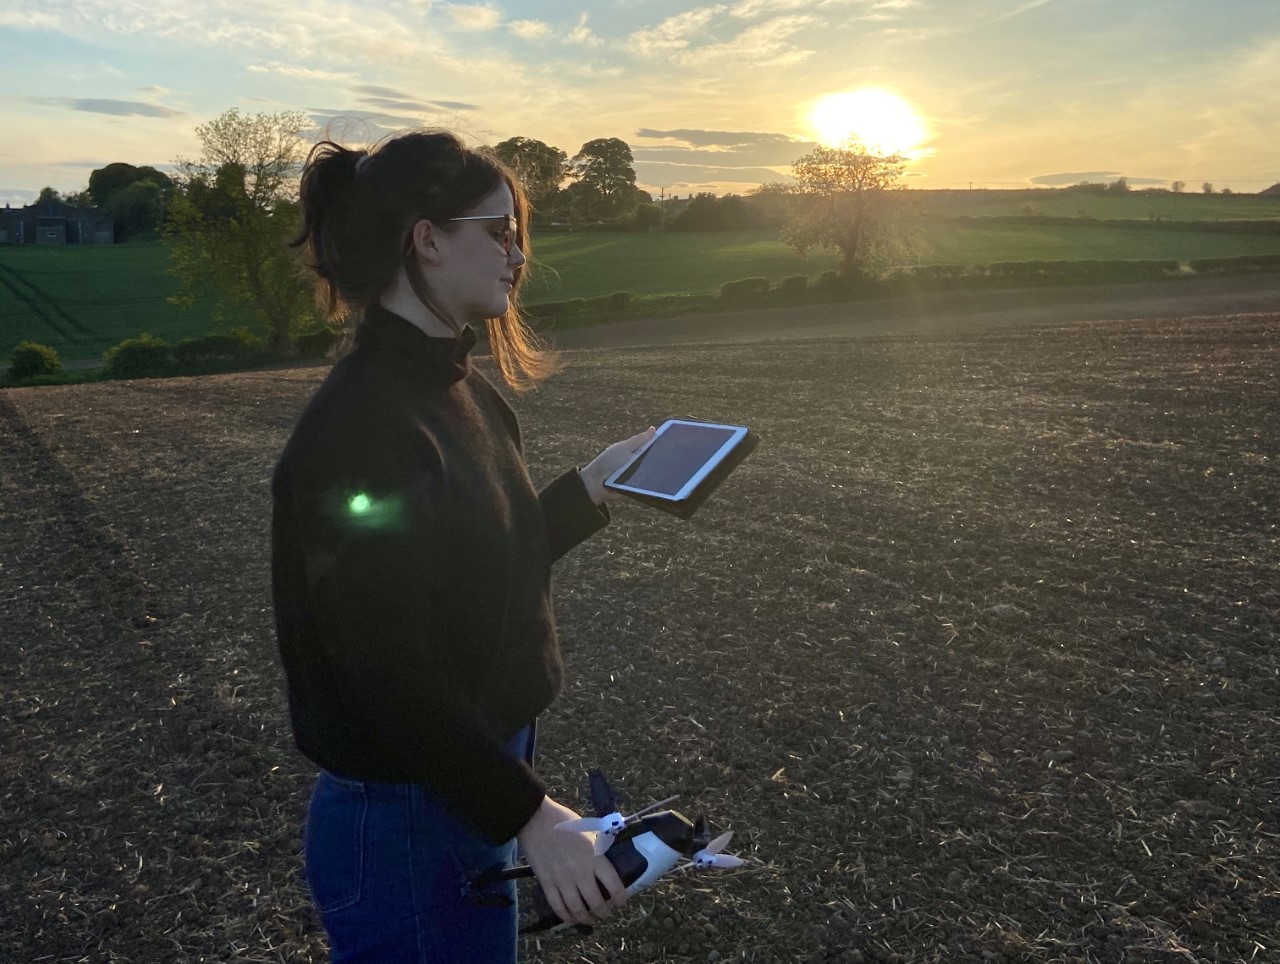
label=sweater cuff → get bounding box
[477,773,546,845]
[540,468,610,563]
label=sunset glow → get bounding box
[807,89,929,157]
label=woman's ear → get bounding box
[409,219,443,265]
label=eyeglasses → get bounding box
[445,214,518,255]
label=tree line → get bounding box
[36,108,910,350]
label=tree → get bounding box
[490,137,568,206]
[780,140,916,278]
[673,192,754,232]
[1106,177,1130,194]
[1202,182,1214,194]
[568,138,638,219]
[1171,180,1186,194]
[164,108,317,349]
[105,180,167,239]
[89,162,173,207]
[37,186,61,204]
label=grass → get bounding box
[918,219,1280,264]
[5,203,1280,362]
[521,231,839,302]
[0,241,259,360]
[909,189,1280,221]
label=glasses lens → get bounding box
[502,216,516,254]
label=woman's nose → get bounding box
[508,245,527,268]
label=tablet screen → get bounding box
[607,420,748,501]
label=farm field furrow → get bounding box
[1,313,1277,963]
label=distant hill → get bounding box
[1259,183,1280,197]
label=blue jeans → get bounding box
[305,726,535,963]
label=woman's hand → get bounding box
[579,427,656,505]
[516,796,629,927]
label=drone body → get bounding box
[464,770,745,936]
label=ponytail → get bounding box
[291,131,556,390]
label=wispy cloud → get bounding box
[443,3,503,31]
[32,97,184,118]
[677,15,817,67]
[350,85,479,112]
[248,63,357,82]
[637,128,804,148]
[634,130,817,166]
[567,13,605,47]
[628,6,727,58]
[990,0,1057,22]
[509,19,552,40]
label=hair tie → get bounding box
[355,153,370,174]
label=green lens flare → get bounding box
[348,493,373,515]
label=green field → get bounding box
[0,242,257,362]
[910,189,1280,221]
[917,219,1280,264]
[5,208,1280,361]
[521,230,839,301]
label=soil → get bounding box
[1,305,1277,963]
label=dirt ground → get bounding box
[1,308,1277,963]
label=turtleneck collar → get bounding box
[355,301,477,385]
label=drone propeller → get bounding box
[690,831,746,869]
[557,773,683,856]
[555,811,628,854]
[588,769,617,817]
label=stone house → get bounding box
[0,198,115,245]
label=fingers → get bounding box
[630,426,656,450]
[542,859,627,927]
[595,855,629,909]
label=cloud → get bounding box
[442,3,502,31]
[635,159,795,185]
[567,13,604,47]
[509,19,552,40]
[352,85,408,100]
[0,0,459,73]
[32,98,184,118]
[676,15,817,68]
[137,85,170,96]
[628,5,726,58]
[248,62,356,82]
[637,128,805,148]
[729,0,889,18]
[633,129,818,166]
[349,85,479,113]
[990,0,1057,22]
[1029,171,1166,187]
[308,109,432,143]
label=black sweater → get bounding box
[271,303,608,844]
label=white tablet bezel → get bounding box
[603,419,750,502]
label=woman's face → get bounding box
[424,181,526,324]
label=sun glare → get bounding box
[808,89,928,156]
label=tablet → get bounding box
[604,419,752,505]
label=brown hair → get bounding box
[292,130,555,389]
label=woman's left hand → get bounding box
[579,426,656,505]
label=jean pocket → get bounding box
[305,773,367,914]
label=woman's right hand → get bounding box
[516,796,629,927]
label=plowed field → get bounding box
[2,312,1277,963]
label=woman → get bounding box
[272,130,652,962]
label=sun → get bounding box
[807,88,928,156]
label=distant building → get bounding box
[0,198,115,246]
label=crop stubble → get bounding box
[1,313,1276,963]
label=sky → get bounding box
[2,0,1279,207]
